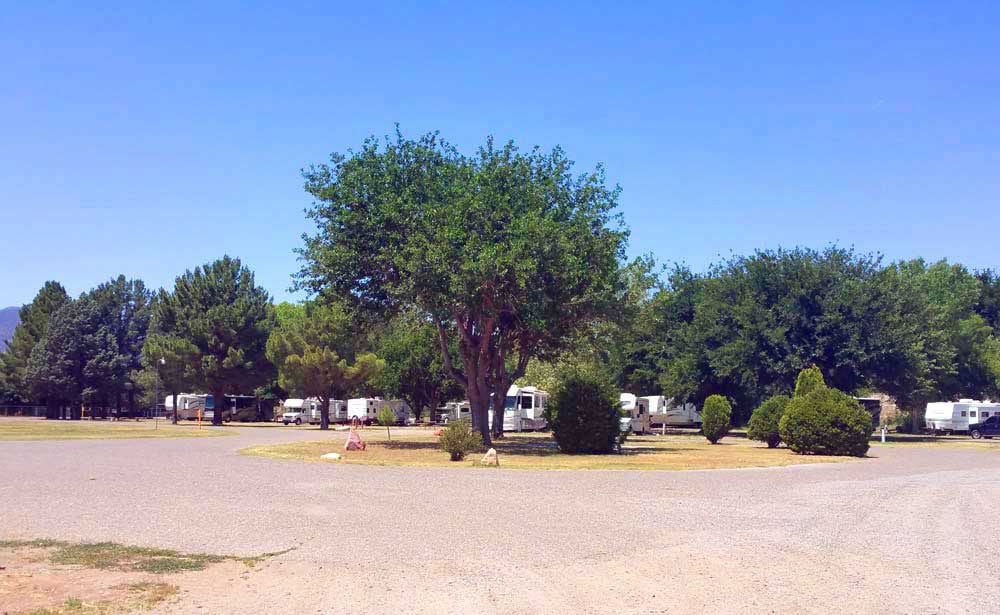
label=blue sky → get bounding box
[2,1,998,306]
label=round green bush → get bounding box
[778,387,872,457]
[794,366,825,398]
[747,395,790,448]
[438,419,482,461]
[701,395,732,444]
[551,373,622,454]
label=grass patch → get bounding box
[7,583,178,615]
[241,430,860,471]
[0,539,289,574]
[0,419,231,441]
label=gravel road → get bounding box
[1,426,998,614]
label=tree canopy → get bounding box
[296,131,627,444]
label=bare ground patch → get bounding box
[0,540,289,615]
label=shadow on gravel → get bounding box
[381,436,696,457]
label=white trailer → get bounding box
[643,395,701,429]
[347,398,386,424]
[166,394,212,421]
[620,393,651,434]
[386,399,413,424]
[488,385,548,432]
[329,399,348,422]
[925,400,1000,433]
[436,401,470,424]
[281,398,321,425]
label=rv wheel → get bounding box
[971,429,982,439]
[295,418,302,425]
[282,421,289,425]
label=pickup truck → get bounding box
[970,415,1000,439]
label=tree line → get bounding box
[3,131,998,439]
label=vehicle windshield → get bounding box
[504,396,517,410]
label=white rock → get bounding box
[480,448,499,466]
[320,452,342,460]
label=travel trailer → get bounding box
[347,398,383,424]
[643,396,701,429]
[387,399,414,424]
[620,393,651,434]
[487,385,548,432]
[281,398,322,425]
[329,399,348,422]
[924,400,1000,433]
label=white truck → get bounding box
[620,393,651,434]
[924,400,1000,433]
[643,395,702,429]
[488,385,548,432]
[281,398,321,425]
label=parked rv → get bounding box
[165,394,229,422]
[487,385,548,432]
[329,399,348,423]
[643,396,701,428]
[924,400,1000,433]
[435,401,470,424]
[281,398,321,425]
[620,393,651,434]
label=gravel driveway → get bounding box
[2,426,998,614]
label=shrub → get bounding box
[794,366,825,398]
[438,419,482,461]
[701,395,732,444]
[747,395,790,448]
[551,372,622,454]
[779,387,873,457]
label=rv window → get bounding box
[520,396,533,409]
[982,412,989,418]
[504,396,517,410]
[961,411,967,417]
[970,410,977,417]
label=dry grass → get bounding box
[241,430,861,471]
[9,582,179,615]
[0,418,230,441]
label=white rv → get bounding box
[436,401,471,424]
[347,398,386,424]
[165,394,213,421]
[620,393,651,434]
[488,385,548,432]
[281,398,321,425]
[386,399,413,424]
[643,396,701,429]
[924,400,1000,433]
[329,399,348,422]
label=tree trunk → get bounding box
[491,389,505,439]
[911,406,921,434]
[171,390,179,425]
[320,396,330,430]
[211,390,224,426]
[127,387,136,420]
[468,393,491,446]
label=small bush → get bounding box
[779,387,872,457]
[439,419,482,461]
[701,395,732,444]
[376,406,396,440]
[551,372,622,454]
[747,395,790,448]
[794,366,825,398]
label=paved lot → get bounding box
[2,425,999,614]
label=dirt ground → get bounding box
[2,425,998,614]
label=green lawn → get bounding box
[0,419,231,441]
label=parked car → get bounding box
[970,415,1000,439]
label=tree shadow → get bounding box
[380,435,692,457]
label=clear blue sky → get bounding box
[3,1,998,306]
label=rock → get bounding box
[320,452,342,460]
[479,448,499,466]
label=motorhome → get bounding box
[281,398,322,425]
[924,400,1000,433]
[643,396,701,429]
[165,394,256,422]
[620,393,651,434]
[435,401,470,424]
[487,385,548,432]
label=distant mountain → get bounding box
[0,306,19,347]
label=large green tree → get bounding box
[296,132,626,444]
[158,257,274,425]
[266,301,383,429]
[1,281,70,403]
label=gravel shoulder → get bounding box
[2,426,998,614]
